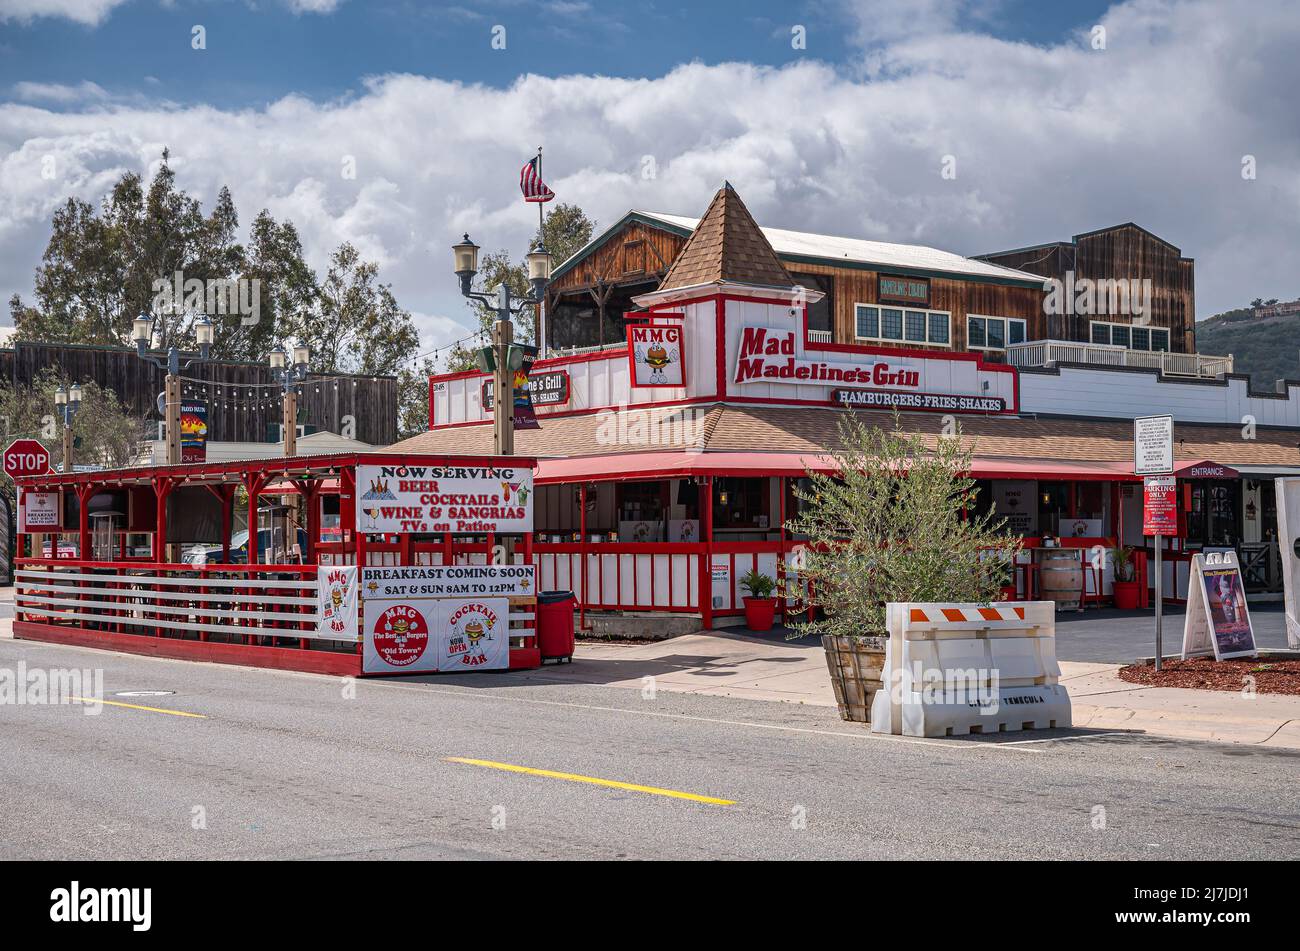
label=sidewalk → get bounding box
[530,631,1300,749]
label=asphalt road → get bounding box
[1,636,1297,860]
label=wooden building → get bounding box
[978,223,1197,354]
[0,340,398,446]
[545,203,1047,357]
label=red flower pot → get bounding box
[744,596,776,632]
[1112,580,1140,610]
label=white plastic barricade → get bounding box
[871,601,1071,737]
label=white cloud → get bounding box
[0,0,130,25]
[1,0,1298,361]
[12,80,110,103]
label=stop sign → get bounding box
[3,439,52,479]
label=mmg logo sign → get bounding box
[152,270,261,326]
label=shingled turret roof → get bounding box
[657,183,797,292]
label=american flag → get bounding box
[519,155,555,203]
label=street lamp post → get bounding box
[132,315,214,465]
[452,234,552,455]
[269,343,311,457]
[53,381,82,474]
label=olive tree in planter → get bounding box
[784,413,1020,723]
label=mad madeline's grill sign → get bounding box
[733,325,1009,414]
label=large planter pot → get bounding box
[1112,579,1140,610]
[821,634,886,723]
[743,596,776,632]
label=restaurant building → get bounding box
[401,184,1300,631]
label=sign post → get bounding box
[1135,415,1174,670]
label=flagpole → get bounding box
[536,145,546,357]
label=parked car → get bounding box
[183,529,308,566]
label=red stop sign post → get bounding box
[3,439,52,480]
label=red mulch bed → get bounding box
[1118,657,1300,695]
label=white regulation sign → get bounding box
[362,564,535,600]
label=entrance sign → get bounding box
[19,491,61,532]
[1142,476,1178,536]
[1277,477,1300,649]
[362,564,534,600]
[356,463,532,535]
[3,439,51,479]
[628,324,684,387]
[1133,414,1174,475]
[317,565,359,640]
[483,369,570,411]
[1181,550,1257,660]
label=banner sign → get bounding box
[19,490,61,532]
[363,598,436,673]
[362,596,510,673]
[628,324,685,387]
[833,389,1004,413]
[993,480,1038,536]
[877,274,930,307]
[1134,414,1174,475]
[436,597,510,670]
[483,369,569,411]
[736,325,922,389]
[1277,477,1300,649]
[1142,475,1178,536]
[362,564,534,600]
[356,463,532,535]
[180,400,208,463]
[316,565,359,640]
[1182,550,1257,660]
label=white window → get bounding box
[967,315,1027,351]
[854,304,951,347]
[1091,321,1170,352]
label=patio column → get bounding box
[76,483,95,559]
[152,477,175,562]
[700,476,713,630]
[243,472,270,564]
[206,483,236,563]
[291,478,319,563]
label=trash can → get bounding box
[536,590,576,663]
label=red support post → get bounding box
[700,476,714,630]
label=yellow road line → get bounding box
[71,697,208,719]
[444,757,735,805]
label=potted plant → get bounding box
[1111,546,1140,610]
[740,568,777,632]
[785,413,1020,723]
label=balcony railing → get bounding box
[807,329,834,343]
[1006,340,1233,379]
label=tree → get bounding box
[11,150,315,361]
[784,414,1020,640]
[0,368,149,483]
[397,357,438,439]
[290,242,419,377]
[445,203,596,373]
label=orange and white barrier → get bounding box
[870,601,1071,737]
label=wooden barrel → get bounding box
[1039,550,1083,609]
[821,634,886,722]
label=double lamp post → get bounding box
[452,235,552,455]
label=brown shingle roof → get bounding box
[389,404,1300,469]
[657,183,797,291]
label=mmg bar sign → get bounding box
[356,464,533,534]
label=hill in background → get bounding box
[1196,305,1300,388]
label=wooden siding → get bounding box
[0,341,397,446]
[549,220,686,296]
[792,262,1045,353]
[980,224,1196,353]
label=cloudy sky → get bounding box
[1,0,1297,365]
